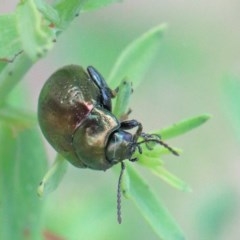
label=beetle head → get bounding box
[106,130,135,164]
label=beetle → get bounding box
[38,65,178,222]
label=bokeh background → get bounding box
[2,1,240,239]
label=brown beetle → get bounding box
[38,65,178,222]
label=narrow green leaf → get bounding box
[16,127,48,240]
[137,156,164,167]
[16,0,55,61]
[35,0,61,26]
[81,0,121,11]
[0,106,36,128]
[113,79,132,118]
[127,164,186,240]
[38,154,68,197]
[0,124,47,240]
[53,0,88,29]
[157,114,211,140]
[0,124,21,240]
[0,52,33,105]
[0,62,7,73]
[108,24,166,89]
[0,14,22,60]
[152,167,191,192]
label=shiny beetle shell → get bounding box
[38,65,120,170]
[38,65,178,172]
[38,64,179,224]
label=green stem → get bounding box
[0,53,33,105]
[37,154,68,197]
[0,105,36,127]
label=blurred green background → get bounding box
[1,1,240,239]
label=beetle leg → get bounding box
[129,157,138,162]
[119,108,132,121]
[125,108,132,116]
[120,119,141,130]
[87,66,113,111]
[111,86,119,97]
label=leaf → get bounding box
[131,147,189,192]
[152,167,191,192]
[38,154,68,197]
[81,0,121,11]
[0,105,36,128]
[0,124,20,240]
[0,14,22,60]
[0,52,33,105]
[16,0,55,61]
[35,0,61,26]
[108,24,166,89]
[16,127,48,239]
[0,63,5,74]
[157,114,211,140]
[0,124,47,240]
[53,0,87,29]
[137,155,164,167]
[113,79,132,118]
[127,164,186,240]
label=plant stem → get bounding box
[0,52,33,105]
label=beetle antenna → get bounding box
[156,139,179,156]
[138,138,179,156]
[117,161,125,224]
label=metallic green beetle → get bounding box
[38,65,177,171]
[38,64,178,223]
